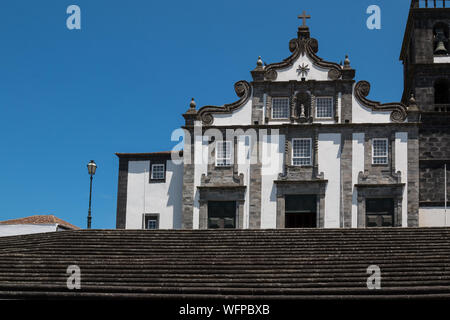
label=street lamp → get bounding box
[87,160,97,229]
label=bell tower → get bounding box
[400,0,450,218]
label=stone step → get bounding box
[0,228,449,299]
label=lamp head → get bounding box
[87,160,97,175]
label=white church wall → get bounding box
[318,133,341,228]
[351,84,391,124]
[395,132,408,227]
[260,134,285,229]
[212,98,253,126]
[351,133,365,228]
[275,54,330,82]
[126,161,147,229]
[193,135,209,229]
[0,224,58,237]
[126,160,183,229]
[419,207,450,227]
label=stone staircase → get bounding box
[0,228,449,299]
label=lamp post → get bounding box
[87,160,97,229]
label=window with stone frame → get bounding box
[151,163,165,180]
[143,214,159,230]
[292,138,312,166]
[372,138,389,165]
[271,97,290,119]
[216,141,232,167]
[315,97,334,118]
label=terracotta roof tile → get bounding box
[0,215,79,230]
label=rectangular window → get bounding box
[372,138,389,165]
[316,97,334,118]
[272,97,290,119]
[151,164,165,180]
[292,138,312,166]
[216,141,232,167]
[208,201,236,229]
[143,214,159,230]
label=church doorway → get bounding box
[208,201,236,229]
[285,195,317,228]
[366,198,394,227]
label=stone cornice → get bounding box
[355,183,405,188]
[197,185,247,189]
[181,122,420,131]
[274,179,328,185]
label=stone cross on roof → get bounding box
[298,11,311,27]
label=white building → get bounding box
[0,215,80,237]
[115,12,446,230]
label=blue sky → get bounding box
[0,0,411,229]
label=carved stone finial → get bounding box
[408,93,419,112]
[183,97,198,123]
[256,56,263,67]
[344,55,351,69]
[190,98,196,109]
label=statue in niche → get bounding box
[300,104,306,118]
[295,91,312,123]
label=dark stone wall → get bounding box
[420,114,450,159]
[402,9,450,104]
[340,131,353,228]
[407,129,420,227]
[182,130,195,229]
[402,8,450,208]
[419,114,450,205]
[419,162,449,204]
[116,158,128,229]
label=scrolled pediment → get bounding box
[264,36,342,82]
[197,80,252,125]
[354,81,408,123]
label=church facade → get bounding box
[116,0,449,230]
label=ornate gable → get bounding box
[183,12,413,126]
[262,27,345,82]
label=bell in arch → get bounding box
[435,41,448,54]
[434,29,448,55]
